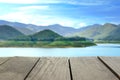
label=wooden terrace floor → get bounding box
[0,57,120,80]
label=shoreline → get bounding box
[0,41,96,47]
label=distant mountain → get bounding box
[37,24,78,36]
[103,27,120,40]
[0,20,120,41]
[0,25,24,40]
[0,20,77,36]
[69,23,120,41]
[26,24,77,36]
[0,20,34,35]
[31,29,62,41]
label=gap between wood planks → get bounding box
[98,57,120,80]
[24,58,40,80]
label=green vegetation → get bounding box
[48,41,96,47]
[55,37,86,41]
[30,29,62,41]
[0,41,96,47]
[0,35,96,47]
[0,41,50,47]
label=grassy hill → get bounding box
[103,27,120,41]
[71,23,119,41]
[30,29,62,41]
[0,25,24,40]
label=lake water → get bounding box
[0,44,120,57]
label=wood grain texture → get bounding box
[99,57,120,78]
[70,57,118,80]
[0,57,39,80]
[0,57,9,65]
[26,57,71,80]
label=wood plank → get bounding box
[99,57,120,78]
[0,57,39,80]
[70,57,118,80]
[26,57,71,80]
[0,57,9,65]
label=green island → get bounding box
[0,25,96,47]
[0,41,96,47]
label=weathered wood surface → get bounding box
[70,57,118,80]
[0,57,9,65]
[99,57,120,78]
[0,57,120,80]
[0,57,39,80]
[26,57,71,80]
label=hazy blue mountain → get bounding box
[75,24,102,34]
[0,20,34,35]
[0,25,24,40]
[0,20,78,36]
[24,24,78,36]
[37,24,78,36]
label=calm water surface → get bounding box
[0,44,120,57]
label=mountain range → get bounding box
[71,23,120,41]
[0,20,120,41]
[0,20,78,36]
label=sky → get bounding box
[0,0,120,28]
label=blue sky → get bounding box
[0,0,120,28]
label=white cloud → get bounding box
[18,6,49,11]
[78,22,87,27]
[67,0,110,6]
[0,10,82,28]
[0,12,31,23]
[0,3,87,28]
[0,0,111,6]
[0,0,65,4]
[0,0,38,4]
